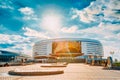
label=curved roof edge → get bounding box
[35,38,101,44]
[0,50,20,56]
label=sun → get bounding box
[41,12,62,32]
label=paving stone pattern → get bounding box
[0,63,120,80]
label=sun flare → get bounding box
[41,12,62,32]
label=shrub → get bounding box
[113,62,120,67]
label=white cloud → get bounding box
[71,14,78,20]
[18,7,38,20]
[0,5,13,10]
[117,33,120,38]
[71,8,91,23]
[61,25,78,33]
[0,34,23,44]
[107,0,120,10]
[23,27,50,39]
[0,34,31,56]
[0,33,37,56]
[0,1,14,10]
[78,22,120,40]
[103,0,120,19]
[105,23,118,31]
[71,8,99,23]
[71,0,120,23]
[18,7,34,15]
[9,43,33,57]
[22,15,38,20]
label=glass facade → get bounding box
[52,41,81,54]
[0,50,20,62]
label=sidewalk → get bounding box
[0,63,120,80]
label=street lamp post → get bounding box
[110,51,114,60]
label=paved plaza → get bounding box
[0,63,120,80]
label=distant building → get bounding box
[0,50,20,62]
[0,50,29,62]
[33,38,103,60]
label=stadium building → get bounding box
[33,38,103,62]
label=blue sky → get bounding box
[0,0,120,60]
